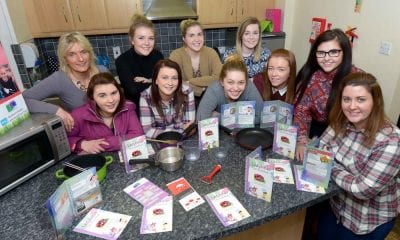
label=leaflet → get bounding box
[293,165,326,194]
[140,196,173,234]
[123,178,169,207]
[121,135,149,173]
[198,117,219,150]
[272,123,297,159]
[166,177,205,211]
[267,158,294,184]
[221,101,256,129]
[260,100,293,128]
[301,147,334,189]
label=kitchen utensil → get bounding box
[156,123,197,148]
[182,139,200,161]
[220,125,273,150]
[55,155,113,183]
[129,146,184,172]
[201,164,221,184]
[146,138,178,145]
[62,162,87,172]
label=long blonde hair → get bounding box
[235,17,262,62]
[128,14,155,41]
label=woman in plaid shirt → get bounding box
[139,59,195,138]
[317,72,400,239]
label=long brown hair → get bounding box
[150,59,186,119]
[261,49,296,104]
[329,72,386,146]
[235,17,262,62]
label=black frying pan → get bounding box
[155,123,197,148]
[220,125,273,150]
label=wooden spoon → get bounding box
[146,138,178,145]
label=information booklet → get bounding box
[272,123,297,159]
[301,147,334,189]
[260,100,293,129]
[267,158,294,184]
[221,101,256,129]
[293,165,326,194]
[121,135,149,173]
[244,147,274,202]
[198,117,219,150]
[46,167,102,238]
[123,178,169,208]
[205,187,250,227]
[166,177,205,211]
[140,196,173,234]
[73,208,131,240]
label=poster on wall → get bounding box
[0,42,30,136]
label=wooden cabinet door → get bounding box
[69,0,108,30]
[252,0,276,21]
[105,0,143,29]
[196,0,237,27]
[23,0,74,34]
[236,0,253,23]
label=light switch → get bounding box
[113,46,121,59]
[379,41,392,55]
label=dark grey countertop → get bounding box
[0,132,340,240]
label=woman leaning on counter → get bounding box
[317,72,400,240]
[140,59,195,138]
[169,19,222,100]
[116,14,164,117]
[22,32,108,132]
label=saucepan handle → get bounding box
[182,122,198,139]
[219,125,235,136]
[129,159,156,166]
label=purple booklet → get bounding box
[123,178,169,207]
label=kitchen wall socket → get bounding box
[379,41,392,55]
[113,46,121,59]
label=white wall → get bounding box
[282,0,400,122]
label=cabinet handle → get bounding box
[76,6,82,22]
[242,8,244,15]
[62,6,68,23]
[230,8,233,15]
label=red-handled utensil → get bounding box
[201,164,222,185]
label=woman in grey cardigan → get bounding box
[23,32,107,131]
[197,54,263,123]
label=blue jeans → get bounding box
[317,205,395,240]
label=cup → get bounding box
[211,141,227,160]
[182,140,200,161]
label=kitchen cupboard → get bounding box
[195,0,276,29]
[22,0,142,38]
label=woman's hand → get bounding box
[183,120,195,130]
[134,77,151,83]
[295,142,306,162]
[56,108,74,132]
[80,139,109,154]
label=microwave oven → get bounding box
[0,114,70,196]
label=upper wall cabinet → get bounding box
[195,0,275,29]
[22,0,143,38]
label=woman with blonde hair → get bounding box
[169,19,222,100]
[23,32,108,131]
[116,14,164,117]
[223,17,270,81]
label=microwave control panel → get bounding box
[45,118,71,161]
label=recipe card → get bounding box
[198,117,219,150]
[166,177,205,211]
[73,208,131,240]
[123,178,169,207]
[301,147,334,189]
[267,158,294,184]
[205,187,250,227]
[272,123,297,159]
[293,165,326,194]
[221,101,256,129]
[260,100,293,128]
[140,196,173,234]
[121,135,149,173]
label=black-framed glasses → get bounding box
[315,49,342,58]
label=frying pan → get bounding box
[155,123,197,148]
[220,125,273,150]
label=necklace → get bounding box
[74,80,88,91]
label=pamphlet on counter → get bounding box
[293,165,326,194]
[166,177,205,211]
[267,158,294,184]
[205,187,250,227]
[301,147,334,189]
[221,101,256,129]
[73,208,131,240]
[198,117,219,150]
[245,147,274,202]
[121,135,149,173]
[260,100,293,128]
[123,178,169,207]
[46,167,102,237]
[273,123,297,159]
[140,196,173,234]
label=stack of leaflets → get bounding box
[123,178,169,207]
[121,135,149,173]
[221,101,256,129]
[205,187,250,227]
[46,167,102,238]
[272,123,297,159]
[73,208,131,240]
[166,177,205,211]
[260,100,294,128]
[293,165,326,194]
[301,147,334,189]
[244,147,274,202]
[198,117,219,150]
[267,158,295,184]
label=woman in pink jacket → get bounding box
[68,72,144,154]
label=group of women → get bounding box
[21,13,399,240]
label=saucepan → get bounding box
[55,155,113,183]
[220,125,273,150]
[129,146,184,172]
[155,123,197,148]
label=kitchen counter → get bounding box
[0,132,340,240]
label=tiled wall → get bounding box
[12,21,234,88]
